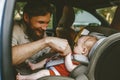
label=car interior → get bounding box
[1,0,120,80]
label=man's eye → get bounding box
[39,21,49,25]
[39,21,45,24]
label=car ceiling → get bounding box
[16,0,120,9]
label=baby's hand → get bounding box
[61,44,72,56]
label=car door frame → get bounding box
[0,0,16,80]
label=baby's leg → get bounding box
[29,59,47,70]
[28,62,37,70]
[16,69,50,80]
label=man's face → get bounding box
[25,13,51,41]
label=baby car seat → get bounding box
[87,32,120,80]
[39,26,119,80]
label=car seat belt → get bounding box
[45,54,89,68]
[73,54,89,64]
[45,58,64,68]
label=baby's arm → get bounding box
[28,58,47,70]
[65,53,77,72]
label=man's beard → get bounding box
[26,23,45,41]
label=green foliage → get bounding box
[96,6,117,23]
[73,7,84,14]
[14,2,26,20]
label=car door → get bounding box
[0,0,16,80]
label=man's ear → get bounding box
[23,13,29,22]
[82,47,89,56]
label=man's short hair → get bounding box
[23,1,53,17]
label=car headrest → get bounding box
[88,38,106,60]
[89,32,106,39]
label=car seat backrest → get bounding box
[87,33,120,80]
[85,26,119,36]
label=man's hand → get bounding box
[61,44,72,56]
[45,37,72,56]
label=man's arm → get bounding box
[12,38,47,65]
[12,37,69,65]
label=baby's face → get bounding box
[73,36,88,55]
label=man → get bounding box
[12,1,71,74]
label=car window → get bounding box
[72,6,118,31]
[72,8,101,31]
[96,6,117,24]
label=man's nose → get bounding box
[41,24,48,30]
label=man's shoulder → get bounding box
[14,20,24,29]
[12,20,29,46]
[13,20,26,33]
[12,20,27,39]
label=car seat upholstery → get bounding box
[87,33,120,80]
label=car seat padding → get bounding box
[70,65,88,78]
[95,40,120,80]
[87,33,120,80]
[38,76,74,80]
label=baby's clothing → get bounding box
[48,61,80,76]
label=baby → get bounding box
[16,35,98,80]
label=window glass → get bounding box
[96,6,117,24]
[72,8,101,31]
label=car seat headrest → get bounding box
[88,38,106,60]
[89,32,106,39]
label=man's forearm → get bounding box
[12,39,47,65]
[12,37,70,66]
